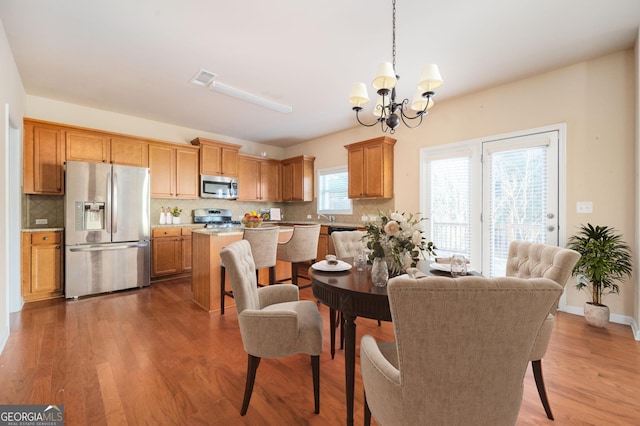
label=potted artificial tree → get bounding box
[567,224,633,327]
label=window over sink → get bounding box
[317,166,352,215]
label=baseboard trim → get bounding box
[561,304,638,340]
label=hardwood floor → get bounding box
[1,277,639,425]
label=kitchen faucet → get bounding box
[317,214,336,223]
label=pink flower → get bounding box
[384,220,400,236]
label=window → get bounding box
[317,166,352,215]
[426,152,473,260]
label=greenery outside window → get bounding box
[317,166,352,215]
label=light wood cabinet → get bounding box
[66,129,110,163]
[149,143,199,199]
[237,155,281,201]
[191,137,240,177]
[281,155,315,202]
[317,226,330,260]
[151,226,196,277]
[345,136,396,199]
[66,130,149,167]
[23,120,65,194]
[21,231,63,301]
[110,137,149,167]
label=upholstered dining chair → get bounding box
[505,240,581,420]
[360,275,563,426]
[276,224,321,289]
[220,226,280,314]
[220,240,323,415]
[329,230,367,358]
[331,230,367,259]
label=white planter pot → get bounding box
[584,302,609,328]
[172,216,181,224]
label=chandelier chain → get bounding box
[392,0,396,72]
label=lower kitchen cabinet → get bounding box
[21,231,64,302]
[151,226,196,278]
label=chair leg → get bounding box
[220,266,226,314]
[364,392,371,426]
[532,359,554,420]
[291,262,298,287]
[268,266,275,285]
[241,354,261,415]
[311,355,320,414]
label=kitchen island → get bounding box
[191,226,294,312]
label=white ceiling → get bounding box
[1,0,639,147]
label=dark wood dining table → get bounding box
[310,259,478,426]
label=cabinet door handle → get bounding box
[43,237,49,240]
[55,246,61,249]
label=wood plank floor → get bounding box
[1,277,639,425]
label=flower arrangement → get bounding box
[170,206,182,217]
[364,211,436,276]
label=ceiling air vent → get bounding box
[190,69,217,87]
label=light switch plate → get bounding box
[576,201,593,214]
[35,218,48,225]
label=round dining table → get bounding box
[310,259,477,426]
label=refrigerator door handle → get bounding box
[112,172,118,233]
[69,242,149,252]
[106,170,112,234]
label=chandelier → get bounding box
[348,0,443,133]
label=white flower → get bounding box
[411,230,422,245]
[391,212,404,222]
[384,220,400,236]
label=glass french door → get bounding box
[482,131,559,277]
[423,129,560,277]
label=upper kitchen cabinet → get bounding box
[190,137,240,177]
[237,154,281,202]
[23,119,65,194]
[109,137,149,167]
[66,130,149,167]
[66,129,110,163]
[345,136,396,199]
[149,143,199,199]
[281,155,315,202]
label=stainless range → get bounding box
[193,208,241,229]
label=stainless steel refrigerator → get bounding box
[65,160,150,298]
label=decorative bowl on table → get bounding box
[242,217,263,228]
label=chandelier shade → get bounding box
[348,82,370,107]
[349,0,442,133]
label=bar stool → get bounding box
[220,226,280,314]
[276,224,321,289]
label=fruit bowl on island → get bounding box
[242,210,263,228]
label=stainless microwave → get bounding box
[200,175,238,199]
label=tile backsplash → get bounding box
[23,194,395,229]
[23,194,64,229]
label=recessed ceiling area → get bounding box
[0,0,638,147]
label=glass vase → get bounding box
[371,257,389,287]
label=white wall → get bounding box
[0,17,26,353]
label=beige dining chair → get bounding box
[220,239,323,415]
[331,230,367,258]
[360,275,563,426]
[276,224,321,289]
[220,226,280,314]
[505,240,581,420]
